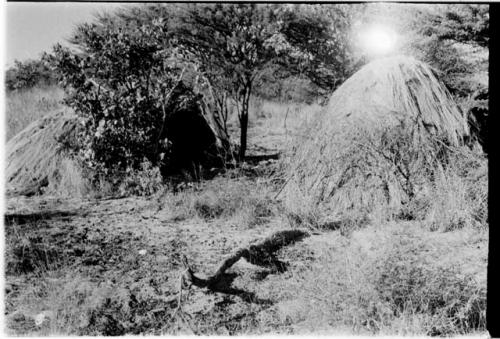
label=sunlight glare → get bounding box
[358,24,398,57]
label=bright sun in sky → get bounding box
[357,24,399,57]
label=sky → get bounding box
[5,2,130,67]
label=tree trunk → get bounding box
[238,84,252,161]
[239,111,248,161]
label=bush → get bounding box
[6,59,58,91]
[118,159,164,197]
[45,17,185,177]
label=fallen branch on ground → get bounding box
[180,229,309,290]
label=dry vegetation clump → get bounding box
[5,274,173,336]
[251,100,320,133]
[269,224,486,336]
[5,229,59,274]
[162,175,277,228]
[372,233,486,336]
[117,159,164,197]
[401,147,488,231]
[6,86,65,140]
[245,99,322,154]
[44,278,179,335]
[281,56,485,230]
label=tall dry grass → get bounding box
[6,85,65,140]
[249,99,320,133]
[160,174,278,229]
[404,147,488,231]
[281,121,487,231]
[220,96,323,153]
[5,271,170,335]
[264,223,486,336]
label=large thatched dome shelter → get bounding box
[282,56,471,220]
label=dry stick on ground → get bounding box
[180,229,309,290]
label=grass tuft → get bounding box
[161,174,277,228]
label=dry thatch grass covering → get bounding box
[281,56,486,227]
[325,56,469,145]
[5,110,91,197]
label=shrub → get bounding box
[118,159,164,197]
[45,17,185,177]
[193,192,226,220]
[6,59,58,91]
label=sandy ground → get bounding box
[4,192,487,335]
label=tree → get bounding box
[161,3,355,160]
[409,4,489,149]
[274,4,358,91]
[166,4,279,160]
[420,4,488,48]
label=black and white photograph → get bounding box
[2,1,490,336]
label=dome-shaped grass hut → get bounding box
[5,110,87,197]
[281,56,483,224]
